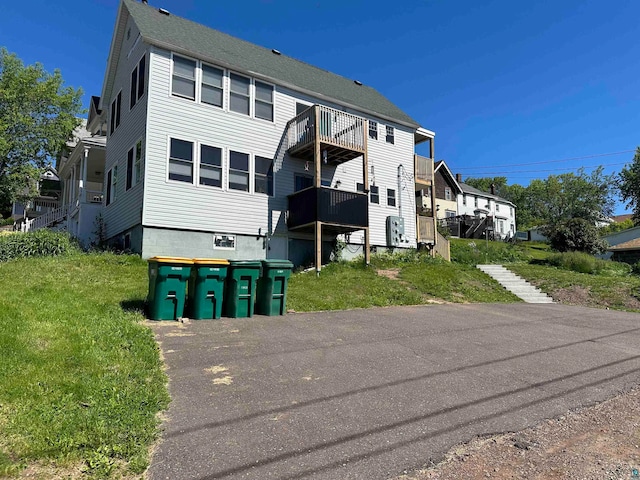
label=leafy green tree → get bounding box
[617,147,640,225]
[544,218,608,254]
[0,48,83,209]
[599,218,634,236]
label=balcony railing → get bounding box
[287,105,366,163]
[288,187,368,231]
[415,155,433,184]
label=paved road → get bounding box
[147,304,640,480]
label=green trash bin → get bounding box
[224,260,261,318]
[147,256,193,320]
[188,258,229,320]
[256,259,294,316]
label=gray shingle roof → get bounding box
[459,182,515,206]
[122,0,419,128]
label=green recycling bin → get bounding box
[188,258,229,320]
[256,259,294,316]
[147,256,194,320]
[224,260,261,318]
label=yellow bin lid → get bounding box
[192,258,230,265]
[148,256,194,265]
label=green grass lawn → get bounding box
[508,263,640,312]
[0,253,168,478]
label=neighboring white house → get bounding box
[93,0,436,267]
[456,176,517,240]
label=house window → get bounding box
[444,187,452,201]
[462,195,467,206]
[496,204,500,212]
[369,121,378,140]
[356,182,365,193]
[134,140,143,185]
[385,126,394,144]
[168,138,193,183]
[228,150,249,191]
[446,210,456,218]
[106,165,117,206]
[201,64,224,107]
[474,197,478,208]
[109,91,121,135]
[214,234,236,250]
[229,73,250,115]
[130,55,146,109]
[126,148,134,190]
[255,156,273,195]
[370,185,379,204]
[172,55,196,100]
[387,189,396,207]
[510,207,513,216]
[295,174,313,192]
[199,144,222,188]
[255,81,274,121]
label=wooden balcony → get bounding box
[415,154,434,186]
[288,187,368,233]
[287,105,366,164]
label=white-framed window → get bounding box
[387,188,396,207]
[385,126,394,144]
[229,72,251,115]
[106,165,117,206]
[370,185,379,204]
[201,64,224,108]
[228,150,250,191]
[130,54,146,109]
[496,204,500,212]
[199,144,222,188]
[255,156,273,195]
[462,194,467,206]
[445,187,452,201]
[474,197,478,207]
[110,91,121,135]
[254,81,274,121]
[126,139,144,191]
[369,121,378,140]
[168,138,194,183]
[446,210,456,218]
[510,207,513,216]
[172,55,196,100]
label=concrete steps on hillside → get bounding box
[477,264,554,304]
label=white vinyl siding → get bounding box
[143,48,417,249]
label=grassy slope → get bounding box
[0,254,168,477]
[509,263,640,312]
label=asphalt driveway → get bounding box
[147,303,640,480]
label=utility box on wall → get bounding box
[386,216,405,247]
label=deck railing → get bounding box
[288,187,368,230]
[415,155,433,183]
[287,105,366,154]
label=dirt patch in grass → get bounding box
[552,285,593,306]
[396,387,640,480]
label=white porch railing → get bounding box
[287,105,366,154]
[26,203,71,232]
[83,189,103,204]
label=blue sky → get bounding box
[2,0,638,213]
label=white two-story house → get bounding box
[98,0,436,268]
[456,174,517,240]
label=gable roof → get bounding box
[458,182,515,207]
[608,237,640,251]
[103,0,419,129]
[434,160,463,194]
